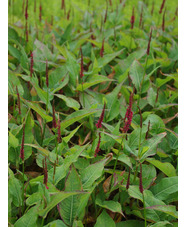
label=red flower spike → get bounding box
[94,132,101,157]
[43,157,49,189]
[20,124,25,161]
[159,0,166,14]
[139,163,143,193]
[145,120,150,140]
[96,102,106,129]
[151,1,155,16]
[139,6,143,28]
[104,5,108,23]
[39,3,42,22]
[130,7,135,29]
[34,0,36,13]
[16,86,21,115]
[109,0,112,6]
[80,47,84,79]
[126,168,131,190]
[57,114,61,143]
[46,59,49,87]
[100,38,105,58]
[123,93,133,133]
[25,20,29,42]
[52,100,57,128]
[61,0,65,10]
[67,9,71,20]
[30,52,34,77]
[162,9,166,31]
[25,0,28,20]
[147,28,152,55]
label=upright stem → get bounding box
[110,135,125,190]
[41,88,49,146]
[143,192,147,227]
[81,81,85,108]
[22,161,25,214]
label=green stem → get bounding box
[22,161,25,215]
[137,56,148,106]
[81,81,85,108]
[110,135,125,191]
[143,192,147,227]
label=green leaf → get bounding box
[156,77,173,88]
[151,176,178,200]
[118,153,132,169]
[8,174,22,207]
[130,60,144,92]
[145,205,178,219]
[128,186,165,222]
[72,220,84,227]
[14,205,39,227]
[9,131,19,148]
[44,220,68,227]
[142,164,156,189]
[94,210,116,227]
[146,158,177,177]
[55,94,80,110]
[140,132,167,161]
[143,114,165,135]
[39,192,83,218]
[96,198,124,216]
[80,157,109,190]
[116,220,144,227]
[58,165,83,226]
[22,99,52,123]
[60,109,98,130]
[76,74,112,91]
[63,125,82,143]
[150,221,172,227]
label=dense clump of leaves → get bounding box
[8,0,178,226]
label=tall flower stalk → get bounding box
[110,93,133,190]
[100,38,105,58]
[20,123,25,214]
[159,0,166,14]
[80,47,85,107]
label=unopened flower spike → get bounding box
[16,86,21,115]
[80,47,84,79]
[100,38,105,58]
[43,157,49,189]
[20,123,25,161]
[130,6,135,29]
[57,114,61,143]
[162,9,166,31]
[159,0,166,14]
[126,168,131,190]
[94,132,101,157]
[147,28,153,55]
[46,59,49,87]
[96,102,106,129]
[139,163,143,193]
[52,100,57,128]
[123,93,133,133]
[25,0,28,20]
[139,6,143,28]
[39,3,42,22]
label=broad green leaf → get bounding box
[142,164,156,189]
[151,177,178,200]
[80,157,110,190]
[145,205,178,219]
[60,109,98,130]
[119,32,136,49]
[72,220,84,227]
[26,192,42,206]
[25,144,50,156]
[156,77,173,88]
[130,60,144,92]
[22,99,52,122]
[98,49,124,68]
[147,87,157,107]
[8,174,22,207]
[39,192,83,218]
[76,74,112,91]
[118,153,132,169]
[140,132,167,161]
[14,205,39,227]
[55,94,80,110]
[96,198,124,216]
[94,210,116,227]
[116,220,144,227]
[44,220,68,227]
[9,131,19,148]
[128,186,165,222]
[63,125,82,143]
[150,221,172,227]
[143,114,165,135]
[58,166,83,226]
[146,159,177,177]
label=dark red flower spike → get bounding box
[52,100,57,128]
[96,102,106,129]
[130,7,135,29]
[100,38,105,58]
[159,0,166,14]
[147,28,152,55]
[94,132,101,157]
[123,93,133,133]
[126,168,131,190]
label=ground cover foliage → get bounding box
[8,0,178,226]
